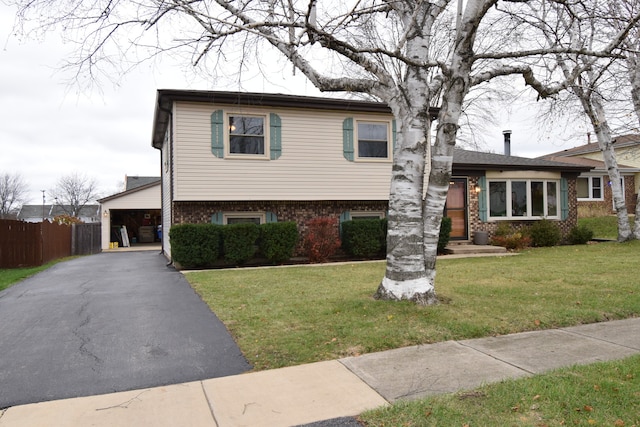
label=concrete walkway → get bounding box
[1,317,638,427]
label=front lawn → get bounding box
[360,355,640,426]
[578,215,635,240]
[186,240,640,370]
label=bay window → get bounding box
[488,179,560,219]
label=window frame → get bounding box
[222,212,266,225]
[225,113,269,159]
[486,179,561,220]
[354,119,392,162]
[350,211,386,220]
[577,175,604,201]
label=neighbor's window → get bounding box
[488,179,560,219]
[577,176,603,200]
[228,115,265,156]
[357,121,390,159]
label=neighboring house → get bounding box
[17,204,100,223]
[540,134,640,215]
[98,176,161,250]
[151,90,591,259]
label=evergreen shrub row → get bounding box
[169,221,298,268]
[340,216,452,258]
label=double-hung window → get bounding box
[577,176,603,200]
[343,118,393,161]
[357,122,390,159]
[228,115,266,156]
[211,110,281,159]
[488,179,560,219]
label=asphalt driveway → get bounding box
[0,251,251,408]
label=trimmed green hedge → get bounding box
[438,216,452,254]
[171,221,300,268]
[341,219,385,258]
[340,216,452,258]
[169,224,222,268]
[260,222,299,264]
[222,223,261,265]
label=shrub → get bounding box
[491,232,531,250]
[567,225,594,245]
[438,216,452,254]
[169,223,222,268]
[341,219,385,258]
[259,222,298,264]
[304,217,341,263]
[529,219,561,247]
[490,222,531,250]
[222,223,260,265]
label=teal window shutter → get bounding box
[270,113,282,160]
[343,118,354,161]
[266,211,278,223]
[211,110,224,158]
[560,178,569,220]
[339,211,351,234]
[392,119,397,154]
[478,176,487,222]
[211,212,223,225]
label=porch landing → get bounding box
[443,244,508,256]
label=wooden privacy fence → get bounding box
[0,219,101,268]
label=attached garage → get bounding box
[98,177,161,250]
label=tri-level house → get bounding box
[151,90,591,259]
[540,134,640,216]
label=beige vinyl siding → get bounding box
[172,102,393,201]
[101,185,161,210]
[581,147,640,168]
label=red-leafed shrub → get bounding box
[304,217,341,263]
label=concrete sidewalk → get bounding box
[1,318,639,427]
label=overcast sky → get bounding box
[1,3,589,206]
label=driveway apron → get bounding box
[0,251,251,408]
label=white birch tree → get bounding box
[611,0,640,239]
[7,0,640,302]
[526,0,636,241]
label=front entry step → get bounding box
[444,244,507,255]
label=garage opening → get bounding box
[109,209,162,248]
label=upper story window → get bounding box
[211,110,281,160]
[228,115,265,156]
[343,117,394,161]
[488,179,560,220]
[577,176,603,200]
[357,122,389,159]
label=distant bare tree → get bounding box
[49,172,100,219]
[0,172,28,219]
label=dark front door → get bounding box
[445,178,468,240]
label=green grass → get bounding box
[186,240,640,370]
[0,259,70,291]
[359,355,640,426]
[578,216,635,240]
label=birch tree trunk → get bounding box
[626,53,640,239]
[577,91,633,241]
